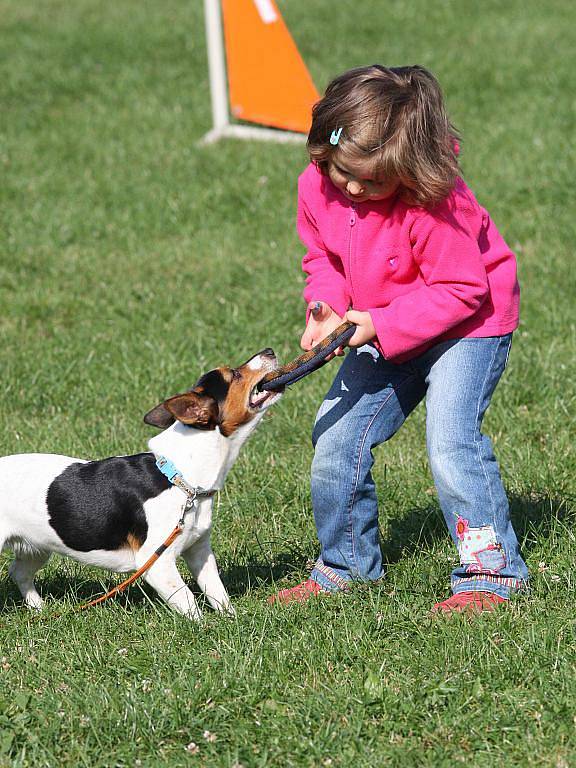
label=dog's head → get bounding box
[144,348,283,437]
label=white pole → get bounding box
[199,0,307,145]
[203,0,229,133]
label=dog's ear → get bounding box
[143,402,176,429]
[163,391,219,430]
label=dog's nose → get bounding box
[261,348,275,358]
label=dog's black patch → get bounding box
[46,453,171,552]
[195,369,230,406]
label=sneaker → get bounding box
[268,578,326,605]
[432,591,507,614]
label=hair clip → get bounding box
[329,127,343,146]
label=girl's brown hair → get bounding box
[307,65,460,207]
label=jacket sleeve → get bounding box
[369,205,489,359]
[297,177,350,317]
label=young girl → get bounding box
[270,65,529,613]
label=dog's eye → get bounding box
[231,369,241,381]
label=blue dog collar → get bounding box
[156,455,180,483]
[155,455,216,504]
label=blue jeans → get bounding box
[309,335,529,599]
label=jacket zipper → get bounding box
[348,203,357,303]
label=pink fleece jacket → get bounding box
[298,163,520,363]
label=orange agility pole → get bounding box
[202,0,319,143]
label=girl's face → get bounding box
[327,155,400,203]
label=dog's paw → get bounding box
[208,597,235,616]
[218,603,236,618]
[25,595,45,611]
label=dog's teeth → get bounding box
[250,387,272,408]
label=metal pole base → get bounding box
[199,124,307,146]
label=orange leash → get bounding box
[26,458,215,619]
[75,459,216,613]
[24,523,185,623]
[76,524,184,611]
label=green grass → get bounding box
[1,0,575,765]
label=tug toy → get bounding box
[258,321,356,391]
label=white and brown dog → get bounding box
[0,349,282,620]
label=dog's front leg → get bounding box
[182,536,235,616]
[141,557,201,620]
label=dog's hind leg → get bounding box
[141,557,202,621]
[9,552,50,610]
[183,535,234,616]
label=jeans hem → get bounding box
[451,574,528,600]
[311,560,351,593]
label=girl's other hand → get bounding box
[345,310,377,347]
[301,301,345,360]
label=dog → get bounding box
[0,349,282,620]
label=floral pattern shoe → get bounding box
[432,591,507,614]
[268,579,326,605]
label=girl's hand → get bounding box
[300,301,346,360]
[345,310,377,347]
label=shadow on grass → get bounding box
[381,492,573,564]
[0,571,150,613]
[219,546,312,598]
[509,492,574,550]
[0,549,312,611]
[1,492,571,609]
[219,491,574,598]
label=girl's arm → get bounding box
[297,183,350,319]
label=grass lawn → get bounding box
[1,0,575,765]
